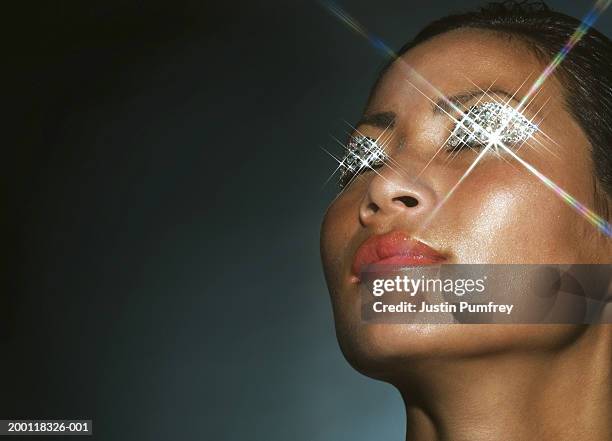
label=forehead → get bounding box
[367,28,561,113]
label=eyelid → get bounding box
[446,102,538,151]
[339,135,389,189]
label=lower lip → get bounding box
[375,255,444,266]
[349,255,444,283]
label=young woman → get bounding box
[320,2,612,440]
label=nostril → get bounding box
[393,195,419,208]
[367,202,379,213]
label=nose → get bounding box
[359,166,437,229]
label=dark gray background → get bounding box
[5,1,611,439]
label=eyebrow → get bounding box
[356,89,519,128]
[434,88,520,115]
[356,111,396,129]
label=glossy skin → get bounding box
[320,29,612,440]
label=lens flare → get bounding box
[519,0,612,111]
[321,0,612,237]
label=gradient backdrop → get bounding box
[6,1,611,439]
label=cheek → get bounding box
[445,166,584,263]
[320,193,359,284]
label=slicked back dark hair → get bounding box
[377,1,612,211]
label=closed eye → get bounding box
[339,135,388,189]
[445,102,537,153]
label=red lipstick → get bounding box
[351,231,446,281]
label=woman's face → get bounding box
[320,30,612,376]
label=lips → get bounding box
[351,231,446,280]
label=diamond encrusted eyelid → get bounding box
[339,135,388,188]
[338,104,536,188]
[447,102,538,149]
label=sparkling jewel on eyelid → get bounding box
[339,135,388,188]
[447,102,538,148]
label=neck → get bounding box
[396,326,611,441]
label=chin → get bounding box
[334,320,586,380]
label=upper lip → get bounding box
[351,230,446,279]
